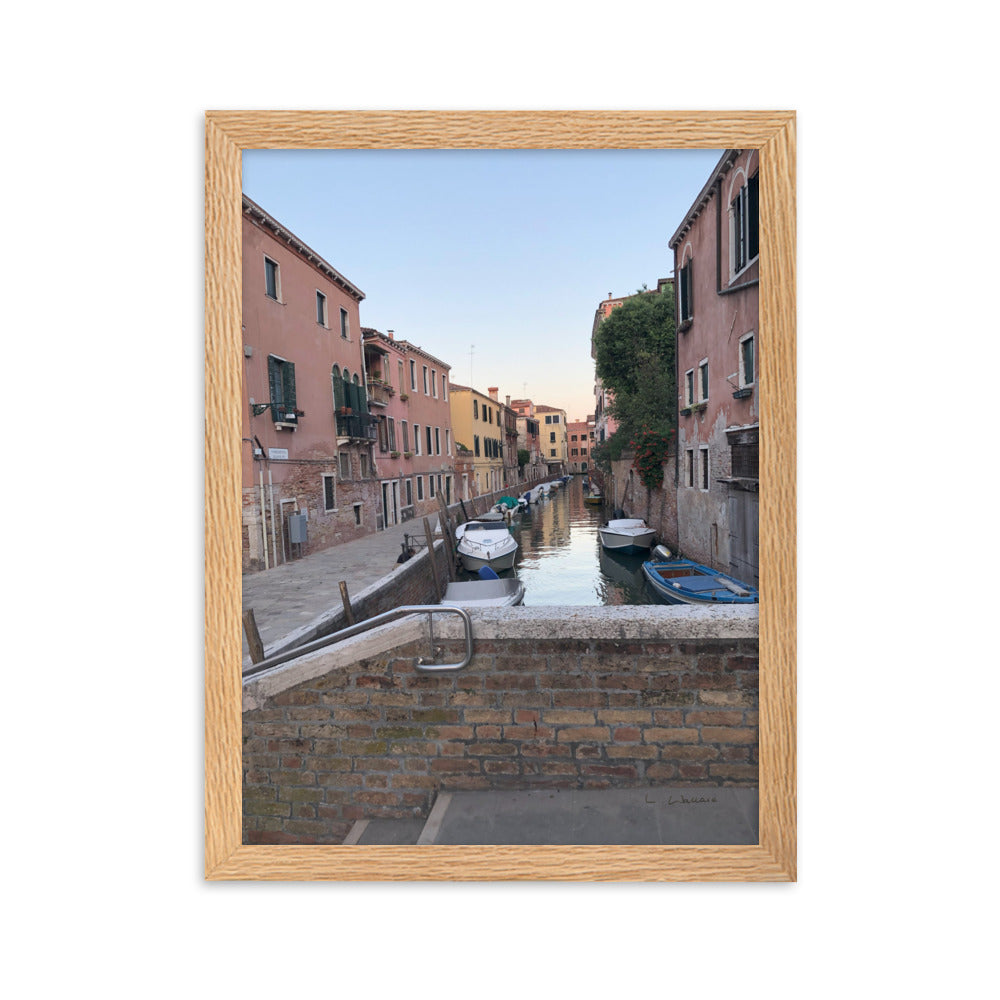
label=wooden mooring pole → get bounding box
[338,580,355,625]
[242,608,266,665]
[422,516,443,602]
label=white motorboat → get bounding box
[454,518,519,572]
[597,518,656,555]
[441,568,525,608]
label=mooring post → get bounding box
[422,516,443,602]
[242,608,266,664]
[339,580,355,625]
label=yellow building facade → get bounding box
[448,383,506,496]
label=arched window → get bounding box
[332,366,344,409]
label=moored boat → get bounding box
[583,490,603,506]
[441,568,525,608]
[454,518,519,572]
[641,557,758,605]
[598,518,656,555]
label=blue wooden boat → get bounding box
[642,557,758,605]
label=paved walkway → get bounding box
[242,514,443,663]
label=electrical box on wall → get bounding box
[288,514,308,544]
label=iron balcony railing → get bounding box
[336,411,379,441]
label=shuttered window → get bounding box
[679,260,693,322]
[264,257,279,300]
[267,356,296,420]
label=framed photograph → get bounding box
[205,111,796,881]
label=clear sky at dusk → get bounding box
[243,148,723,421]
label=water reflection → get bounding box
[459,477,656,607]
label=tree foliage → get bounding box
[592,287,676,462]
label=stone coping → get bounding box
[242,604,757,712]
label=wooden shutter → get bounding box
[748,174,759,261]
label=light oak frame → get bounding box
[205,110,796,881]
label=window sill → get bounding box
[732,386,754,399]
[678,318,693,334]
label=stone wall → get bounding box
[243,606,758,845]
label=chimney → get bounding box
[505,395,510,407]
[387,329,394,341]
[488,387,499,401]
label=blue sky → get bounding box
[243,148,723,421]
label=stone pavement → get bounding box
[347,787,759,846]
[241,514,443,664]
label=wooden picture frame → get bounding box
[205,110,796,881]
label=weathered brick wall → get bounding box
[243,607,758,845]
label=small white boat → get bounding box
[441,568,525,608]
[598,518,656,555]
[454,519,519,572]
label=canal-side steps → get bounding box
[342,786,759,846]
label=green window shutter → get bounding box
[748,174,759,260]
[283,362,296,413]
[267,356,282,419]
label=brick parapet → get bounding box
[243,607,758,844]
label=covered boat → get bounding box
[441,567,525,608]
[598,518,656,555]
[454,518,519,572]
[641,557,758,605]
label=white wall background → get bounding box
[4,2,994,997]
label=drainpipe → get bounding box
[268,465,278,566]
[259,466,269,570]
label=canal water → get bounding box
[460,476,658,607]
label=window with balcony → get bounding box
[267,355,296,425]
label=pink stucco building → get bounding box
[669,149,759,583]
[362,328,455,526]
[241,196,378,572]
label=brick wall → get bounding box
[243,607,757,845]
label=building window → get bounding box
[474,400,479,419]
[426,426,432,455]
[340,307,349,339]
[685,369,695,407]
[679,259,693,322]
[739,333,756,387]
[431,370,438,397]
[545,415,551,424]
[699,360,709,402]
[405,479,413,507]
[445,429,451,455]
[360,453,369,478]
[267,355,296,422]
[387,417,397,452]
[434,427,441,455]
[443,380,448,402]
[550,432,556,443]
[732,173,759,275]
[410,360,417,390]
[686,449,695,488]
[338,452,351,480]
[550,449,556,457]
[700,447,710,491]
[414,424,421,456]
[401,421,410,453]
[429,476,436,498]
[316,291,328,327]
[323,474,336,512]
[423,366,429,394]
[353,503,362,526]
[264,256,280,300]
[417,476,424,501]
[474,435,480,457]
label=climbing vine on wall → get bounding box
[631,428,674,491]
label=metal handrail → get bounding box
[242,605,474,679]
